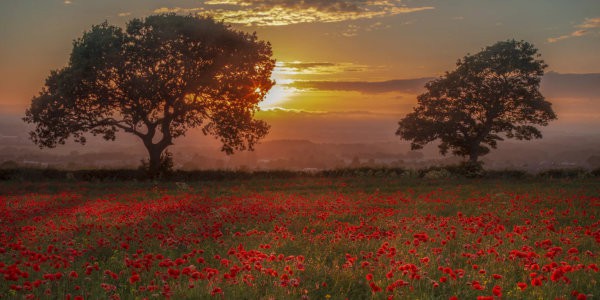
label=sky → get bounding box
[1,0,599,146]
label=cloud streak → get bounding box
[259,107,329,115]
[548,17,600,43]
[154,1,434,26]
[274,61,369,75]
[260,107,393,117]
[289,78,431,94]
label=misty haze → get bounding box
[2,72,599,172]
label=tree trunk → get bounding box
[144,141,169,179]
[141,121,173,179]
[147,146,162,178]
[468,146,479,164]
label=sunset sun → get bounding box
[259,78,298,109]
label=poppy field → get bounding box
[1,178,599,299]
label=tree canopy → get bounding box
[24,14,275,176]
[396,40,557,163]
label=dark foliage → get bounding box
[24,14,274,178]
[397,40,556,163]
[450,161,485,178]
[538,168,589,179]
[484,169,529,179]
[320,167,407,177]
[0,167,596,182]
[0,168,302,182]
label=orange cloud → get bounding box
[154,1,434,26]
[577,17,600,29]
[275,61,368,75]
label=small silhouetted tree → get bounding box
[24,14,274,177]
[396,40,556,164]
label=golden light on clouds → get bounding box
[154,0,434,26]
[258,60,376,109]
[274,61,369,76]
[204,0,252,6]
[256,59,430,115]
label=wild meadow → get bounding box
[1,177,598,299]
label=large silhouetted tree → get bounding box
[24,14,274,177]
[396,40,556,164]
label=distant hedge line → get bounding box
[0,168,302,182]
[0,167,599,182]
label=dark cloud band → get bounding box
[289,78,432,94]
[288,73,600,97]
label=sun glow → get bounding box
[258,64,300,109]
[259,81,298,109]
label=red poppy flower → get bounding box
[369,281,382,293]
[129,273,140,284]
[492,285,502,297]
[211,287,222,295]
